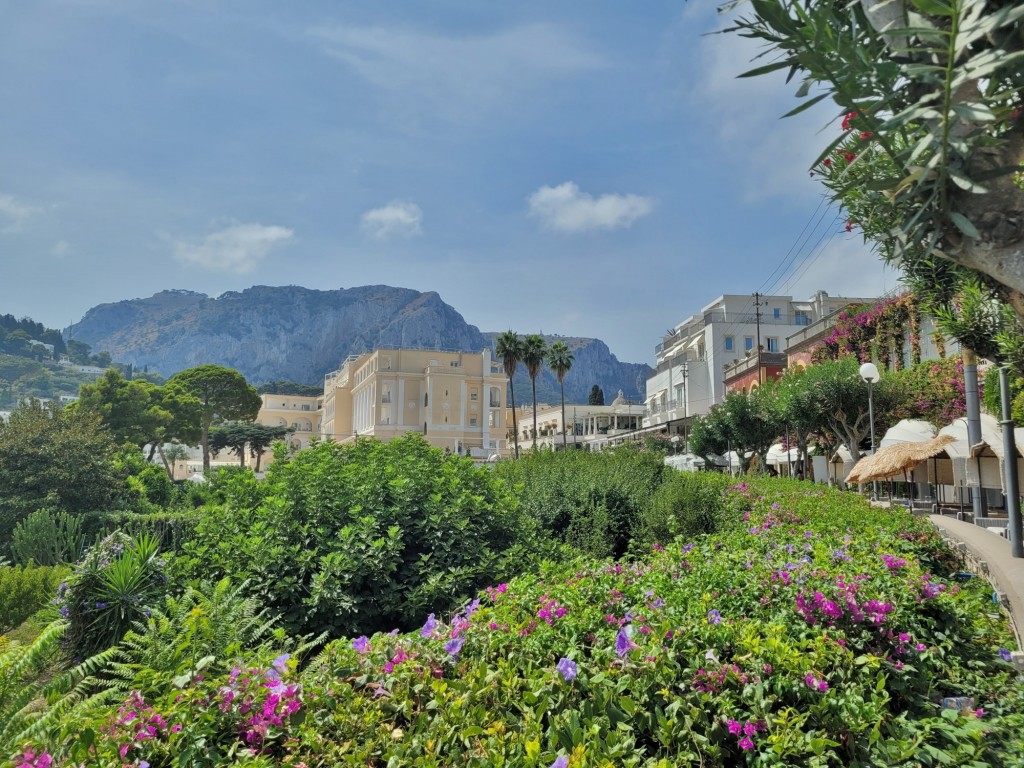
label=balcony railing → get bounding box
[785,306,855,349]
[722,351,788,380]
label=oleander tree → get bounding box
[725,0,1024,347]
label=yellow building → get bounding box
[315,347,508,458]
[256,393,323,452]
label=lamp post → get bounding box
[859,362,879,501]
[679,362,689,452]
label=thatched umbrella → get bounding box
[847,434,956,484]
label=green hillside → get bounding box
[0,354,101,405]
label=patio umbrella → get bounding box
[847,434,956,484]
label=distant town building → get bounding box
[645,291,876,436]
[250,348,511,461]
[255,393,322,453]
[512,391,645,451]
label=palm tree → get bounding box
[521,335,548,450]
[546,341,574,451]
[495,330,523,459]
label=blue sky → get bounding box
[0,1,895,364]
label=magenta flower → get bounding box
[738,736,755,750]
[615,627,638,658]
[556,657,578,681]
[727,718,742,736]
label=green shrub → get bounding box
[10,508,86,566]
[637,470,732,548]
[111,578,291,698]
[0,563,68,634]
[80,510,197,553]
[58,532,169,660]
[176,435,543,638]
[114,449,176,511]
[493,447,667,558]
[18,479,1024,767]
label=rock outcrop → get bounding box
[67,285,650,403]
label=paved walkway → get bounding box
[928,514,1024,648]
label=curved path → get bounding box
[928,514,1024,651]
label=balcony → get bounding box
[722,351,788,381]
[785,305,858,351]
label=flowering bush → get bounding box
[812,294,921,369]
[15,477,1022,766]
[57,531,168,660]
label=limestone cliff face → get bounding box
[67,286,650,403]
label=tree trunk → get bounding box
[560,378,567,451]
[201,423,211,473]
[531,378,538,450]
[509,379,519,460]
[157,443,173,480]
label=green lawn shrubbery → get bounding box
[8,477,1023,766]
[493,448,667,558]
[0,564,67,635]
[174,435,548,637]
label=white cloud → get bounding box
[360,201,423,240]
[688,22,837,202]
[170,222,293,273]
[527,182,654,233]
[784,233,898,299]
[308,23,602,122]
[0,192,41,231]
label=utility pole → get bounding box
[752,292,764,384]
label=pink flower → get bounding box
[738,736,755,750]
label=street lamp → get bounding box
[679,362,689,452]
[859,362,880,501]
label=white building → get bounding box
[514,392,646,451]
[645,291,876,434]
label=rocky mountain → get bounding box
[67,286,650,403]
[481,332,649,406]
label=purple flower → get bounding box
[615,627,638,658]
[999,648,1013,662]
[555,657,578,681]
[444,636,464,656]
[550,758,568,768]
[421,613,438,638]
[272,654,290,674]
[352,635,370,654]
[707,609,723,625]
[804,671,828,691]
